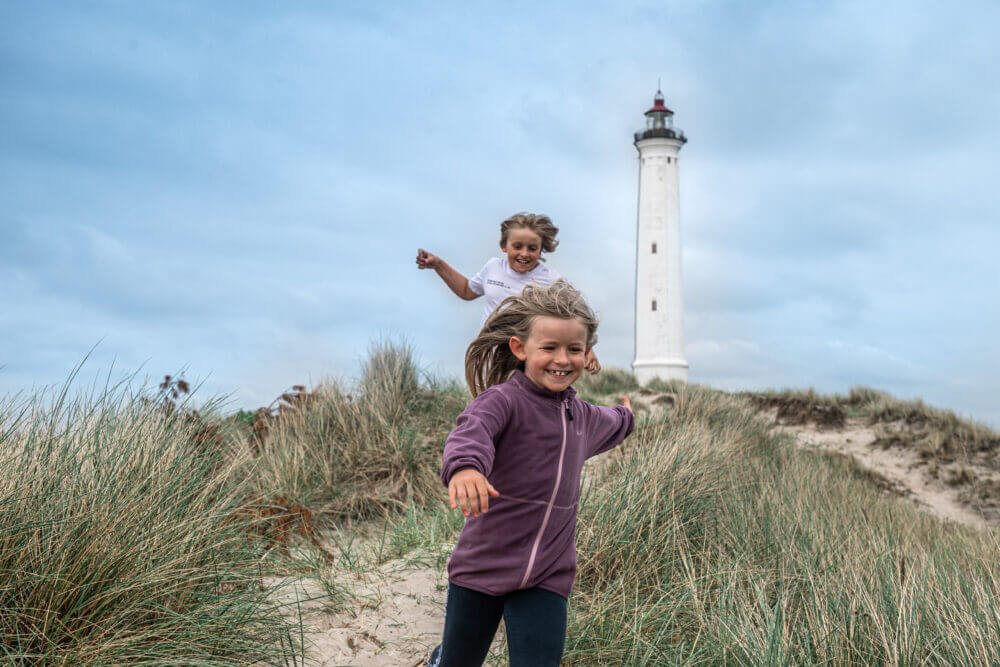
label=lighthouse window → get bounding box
[667,157,671,164]
[651,242,657,254]
[651,300,657,311]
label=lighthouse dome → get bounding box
[635,90,686,144]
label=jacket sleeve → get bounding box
[583,401,635,459]
[440,386,512,486]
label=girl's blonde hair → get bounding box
[499,213,559,255]
[465,281,598,397]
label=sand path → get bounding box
[783,417,988,529]
[269,553,449,666]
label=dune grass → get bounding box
[759,385,1000,461]
[9,348,1000,664]
[566,383,1000,665]
[246,340,468,521]
[0,378,300,664]
[573,366,640,403]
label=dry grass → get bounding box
[573,367,640,403]
[11,354,1000,664]
[246,340,467,521]
[0,378,299,663]
[566,384,1000,664]
[756,385,1000,460]
[850,387,1000,460]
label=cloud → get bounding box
[1,1,998,427]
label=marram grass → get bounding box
[0,380,299,664]
[247,340,468,521]
[566,383,1000,665]
[9,349,1000,665]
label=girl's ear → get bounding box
[509,336,528,361]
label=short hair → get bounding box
[465,281,598,397]
[499,213,559,254]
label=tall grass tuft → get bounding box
[847,385,1000,457]
[250,340,467,520]
[566,385,1000,664]
[0,379,298,663]
[360,338,421,422]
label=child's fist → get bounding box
[619,395,632,413]
[448,468,500,517]
[416,248,439,270]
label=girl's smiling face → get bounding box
[502,227,543,273]
[509,316,588,393]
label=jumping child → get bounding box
[427,281,634,666]
[416,212,601,374]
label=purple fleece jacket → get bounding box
[441,370,635,599]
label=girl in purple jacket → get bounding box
[428,281,634,667]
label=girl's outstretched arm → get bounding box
[416,248,480,301]
[582,396,636,459]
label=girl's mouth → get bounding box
[546,369,570,377]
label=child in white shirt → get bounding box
[417,212,601,374]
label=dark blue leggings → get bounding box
[428,582,567,666]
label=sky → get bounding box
[2,1,998,426]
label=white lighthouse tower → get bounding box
[632,89,688,385]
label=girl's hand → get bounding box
[619,395,632,413]
[448,468,500,517]
[416,248,440,270]
[584,349,601,374]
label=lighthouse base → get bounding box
[632,358,688,386]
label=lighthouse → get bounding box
[632,89,688,385]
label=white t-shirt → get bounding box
[468,257,561,325]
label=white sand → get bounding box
[268,555,447,666]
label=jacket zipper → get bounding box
[519,397,570,589]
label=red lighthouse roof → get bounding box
[645,89,673,115]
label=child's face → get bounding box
[509,316,588,393]
[502,227,543,274]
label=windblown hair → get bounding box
[465,281,598,397]
[499,213,559,256]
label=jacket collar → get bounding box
[509,369,577,405]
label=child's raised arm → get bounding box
[416,248,480,301]
[582,396,636,459]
